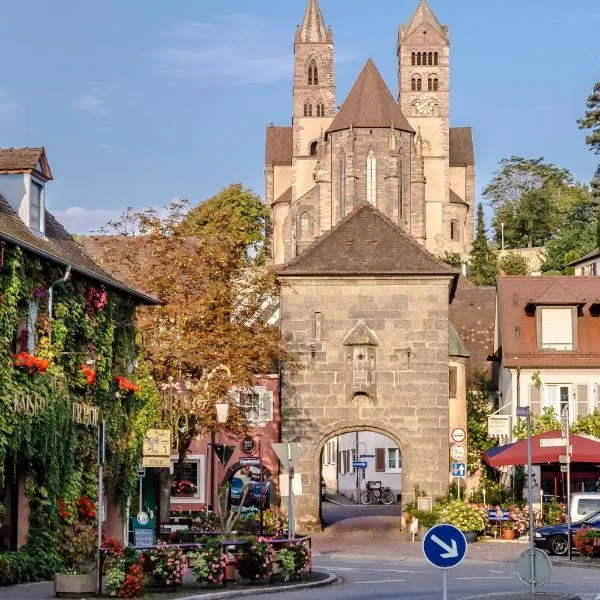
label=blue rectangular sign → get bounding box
[451,462,466,477]
[352,461,368,469]
[487,509,511,521]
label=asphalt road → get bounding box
[321,498,400,525]
[269,554,600,600]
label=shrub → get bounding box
[188,540,226,585]
[104,566,126,597]
[237,538,275,581]
[275,541,311,582]
[574,527,600,557]
[145,543,187,587]
[118,563,144,598]
[440,501,486,532]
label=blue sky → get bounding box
[0,0,598,233]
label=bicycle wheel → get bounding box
[381,490,394,505]
[360,490,374,505]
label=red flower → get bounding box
[81,363,97,385]
[115,376,141,395]
[13,352,49,374]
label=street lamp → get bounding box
[210,401,230,512]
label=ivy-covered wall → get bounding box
[0,244,159,581]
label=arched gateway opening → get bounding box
[320,428,403,526]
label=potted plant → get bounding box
[574,527,600,558]
[54,524,98,598]
[440,500,486,543]
[187,540,227,587]
[171,479,197,497]
[145,542,187,588]
[275,541,311,582]
[236,538,275,583]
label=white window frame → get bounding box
[539,307,574,351]
[385,446,402,473]
[29,179,44,232]
[543,384,573,422]
[324,440,336,466]
[27,300,38,353]
[230,387,274,427]
[366,149,377,206]
[169,454,205,504]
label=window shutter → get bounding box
[449,367,458,399]
[577,384,589,419]
[375,448,385,472]
[259,390,273,423]
[529,385,541,416]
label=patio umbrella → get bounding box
[482,429,600,467]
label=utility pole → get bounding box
[562,404,572,561]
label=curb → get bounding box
[172,572,339,600]
[553,558,600,570]
[460,594,581,600]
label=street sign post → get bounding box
[352,461,367,469]
[239,457,260,467]
[450,444,466,461]
[516,548,552,587]
[272,442,303,540]
[423,524,467,600]
[451,462,466,478]
[450,427,467,444]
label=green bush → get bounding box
[0,548,61,585]
[440,501,486,532]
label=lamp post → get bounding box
[210,401,230,511]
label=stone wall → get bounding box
[279,275,452,531]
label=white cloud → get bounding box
[154,14,291,85]
[72,94,103,111]
[53,206,122,234]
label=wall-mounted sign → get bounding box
[239,457,260,467]
[72,402,99,426]
[143,429,171,456]
[13,393,46,416]
[241,436,256,454]
[488,415,512,437]
[143,456,170,468]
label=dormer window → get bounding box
[29,180,43,231]
[538,307,575,351]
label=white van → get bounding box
[571,493,600,522]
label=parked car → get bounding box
[570,493,600,522]
[534,508,600,556]
[321,477,327,500]
[229,475,270,508]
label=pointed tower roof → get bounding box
[278,203,457,286]
[327,59,414,134]
[399,0,448,42]
[298,0,328,43]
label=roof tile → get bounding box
[449,128,474,166]
[265,126,293,166]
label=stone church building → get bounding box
[266,0,475,530]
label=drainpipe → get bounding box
[48,265,72,346]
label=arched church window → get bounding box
[411,52,416,66]
[366,149,377,207]
[339,153,346,216]
[417,52,422,66]
[304,103,309,117]
[434,52,439,66]
[411,78,416,92]
[416,76,422,91]
[433,78,438,91]
[309,140,318,156]
[428,78,433,91]
[308,59,318,85]
[316,103,325,117]
[450,219,460,241]
[299,212,310,239]
[428,52,433,66]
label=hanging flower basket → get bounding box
[171,480,197,496]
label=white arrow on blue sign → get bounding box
[422,524,467,569]
[451,462,466,477]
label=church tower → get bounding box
[397,0,451,256]
[292,0,336,205]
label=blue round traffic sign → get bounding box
[422,524,468,569]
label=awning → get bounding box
[482,430,600,467]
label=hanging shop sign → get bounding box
[13,393,46,416]
[241,436,257,454]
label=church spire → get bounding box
[400,0,448,42]
[298,0,329,43]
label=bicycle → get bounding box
[360,480,394,505]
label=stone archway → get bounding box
[290,421,415,532]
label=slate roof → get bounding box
[449,276,495,374]
[449,189,468,206]
[298,0,328,43]
[265,126,293,166]
[498,276,600,368]
[327,59,414,134]
[278,202,458,288]
[273,186,292,206]
[449,321,470,358]
[0,147,53,180]
[568,247,600,267]
[0,195,158,304]
[449,128,474,166]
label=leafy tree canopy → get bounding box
[578,81,600,157]
[498,251,529,276]
[441,252,462,269]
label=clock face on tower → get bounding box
[412,95,437,116]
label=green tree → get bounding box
[484,156,578,248]
[441,252,462,269]
[466,370,495,474]
[543,198,597,273]
[180,184,269,262]
[578,81,600,244]
[468,204,497,286]
[498,251,529,276]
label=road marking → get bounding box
[456,576,514,580]
[490,570,507,574]
[353,579,407,584]
[315,566,427,574]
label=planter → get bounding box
[502,529,515,540]
[54,572,97,598]
[464,531,478,543]
[225,560,236,581]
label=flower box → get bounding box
[54,572,97,598]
